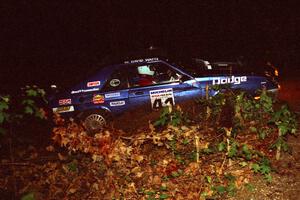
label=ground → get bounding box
[0,76,300,200]
[116,76,300,200]
[229,77,300,200]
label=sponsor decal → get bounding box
[110,100,125,107]
[124,57,159,64]
[71,88,99,94]
[110,79,121,87]
[87,81,101,87]
[52,106,74,113]
[58,98,71,105]
[149,88,175,109]
[212,76,247,85]
[93,94,104,104]
[105,92,121,98]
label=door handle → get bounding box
[134,91,144,95]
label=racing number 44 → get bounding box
[150,88,175,109]
[152,97,174,109]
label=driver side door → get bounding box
[127,61,200,110]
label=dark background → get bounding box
[1,1,299,90]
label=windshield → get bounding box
[170,58,268,77]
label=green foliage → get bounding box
[239,161,248,167]
[0,127,6,136]
[159,193,169,199]
[0,85,47,137]
[182,138,189,145]
[269,103,297,159]
[0,96,10,124]
[203,147,214,154]
[229,89,297,159]
[249,126,257,133]
[196,85,234,126]
[271,137,289,152]
[251,158,272,182]
[217,142,226,152]
[154,107,170,127]
[0,97,9,110]
[270,105,297,136]
[169,137,177,152]
[160,185,168,191]
[67,161,78,172]
[21,192,35,200]
[151,84,297,198]
[142,189,169,200]
[203,173,238,198]
[188,151,197,162]
[175,154,185,164]
[244,183,255,192]
[212,181,237,197]
[22,86,47,119]
[205,175,212,184]
[228,140,238,158]
[213,185,226,194]
[233,90,275,130]
[153,106,189,127]
[227,181,237,197]
[224,173,236,182]
[0,96,10,136]
[242,144,252,160]
[171,171,180,178]
[25,85,46,98]
[169,169,183,179]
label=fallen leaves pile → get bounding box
[0,113,283,200]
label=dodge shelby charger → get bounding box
[49,57,279,133]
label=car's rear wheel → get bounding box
[82,111,109,135]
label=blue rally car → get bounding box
[49,57,279,133]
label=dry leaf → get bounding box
[165,133,174,141]
[92,183,99,191]
[46,145,55,152]
[68,188,77,194]
[152,135,163,146]
[125,182,137,194]
[132,154,144,163]
[230,169,244,177]
[184,162,200,175]
[131,166,141,174]
[58,153,67,161]
[149,121,155,133]
[199,142,209,149]
[183,130,194,137]
[92,154,103,162]
[135,172,143,178]
[29,152,38,159]
[152,175,161,185]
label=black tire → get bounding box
[82,110,110,135]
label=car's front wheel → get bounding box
[82,111,108,135]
